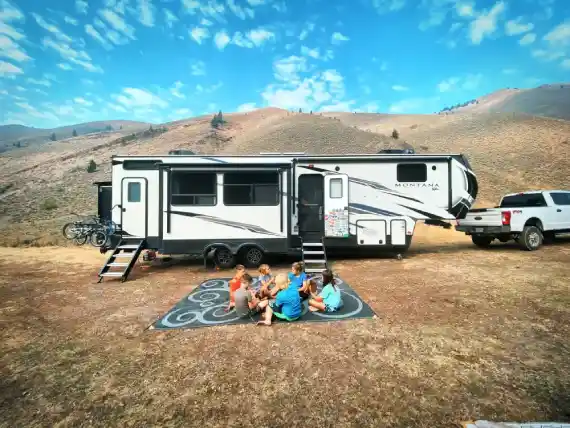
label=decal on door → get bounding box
[324,208,349,237]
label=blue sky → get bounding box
[0,0,569,128]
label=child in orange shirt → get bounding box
[225,264,246,312]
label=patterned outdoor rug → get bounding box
[152,275,376,330]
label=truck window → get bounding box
[550,192,570,206]
[397,163,427,182]
[500,193,547,208]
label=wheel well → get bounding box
[524,217,543,230]
[203,243,233,257]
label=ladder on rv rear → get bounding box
[301,237,329,275]
[98,237,146,283]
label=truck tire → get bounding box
[518,226,543,251]
[471,235,493,248]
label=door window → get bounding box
[127,182,141,202]
[550,192,570,206]
[329,178,343,198]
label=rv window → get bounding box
[223,171,279,206]
[123,160,161,170]
[397,163,427,182]
[550,192,570,206]
[127,182,141,202]
[329,178,343,198]
[171,172,217,206]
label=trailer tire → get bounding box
[239,246,265,268]
[518,226,542,251]
[471,235,493,248]
[213,247,236,269]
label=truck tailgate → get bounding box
[457,209,504,227]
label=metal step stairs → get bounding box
[98,237,146,283]
[301,237,329,275]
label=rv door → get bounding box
[323,174,349,238]
[121,178,147,238]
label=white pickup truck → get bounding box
[455,190,570,251]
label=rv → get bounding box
[95,152,478,281]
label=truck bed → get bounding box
[457,208,504,227]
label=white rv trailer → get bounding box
[95,152,478,279]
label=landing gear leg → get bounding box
[395,253,403,260]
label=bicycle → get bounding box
[88,219,118,248]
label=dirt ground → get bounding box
[1,232,570,427]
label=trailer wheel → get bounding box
[213,247,236,269]
[471,235,493,248]
[518,226,542,251]
[239,246,265,268]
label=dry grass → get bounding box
[1,240,569,427]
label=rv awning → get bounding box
[93,181,112,186]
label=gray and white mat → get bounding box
[152,275,376,330]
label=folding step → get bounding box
[305,268,323,273]
[113,253,135,258]
[118,244,139,249]
[107,262,129,267]
[302,242,322,247]
[98,238,146,283]
[100,272,124,277]
[303,259,326,264]
[304,250,324,255]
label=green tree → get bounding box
[298,108,302,113]
[72,129,78,137]
[391,129,399,139]
[87,159,97,173]
[211,110,225,128]
[50,132,56,141]
[105,125,113,131]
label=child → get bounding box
[308,269,343,313]
[233,273,268,319]
[288,261,310,299]
[257,264,276,300]
[257,274,302,326]
[225,264,246,312]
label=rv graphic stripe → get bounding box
[349,203,398,217]
[396,204,444,221]
[168,211,281,236]
[200,157,229,164]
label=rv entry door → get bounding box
[324,174,349,237]
[121,178,147,237]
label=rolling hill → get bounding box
[1,83,569,246]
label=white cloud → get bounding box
[32,13,74,44]
[74,97,94,107]
[301,46,320,59]
[190,27,209,44]
[392,85,409,91]
[231,31,254,48]
[468,1,506,45]
[163,9,178,28]
[136,0,156,27]
[543,21,570,46]
[561,58,570,69]
[369,0,406,14]
[331,31,349,44]
[191,61,206,75]
[0,59,23,77]
[201,18,213,26]
[247,28,274,46]
[100,9,136,39]
[108,102,128,113]
[57,63,73,70]
[76,0,88,14]
[299,22,315,41]
[214,30,230,49]
[85,24,113,50]
[237,102,257,112]
[246,0,266,5]
[437,73,482,92]
[519,33,536,45]
[505,17,534,36]
[181,0,226,22]
[42,37,104,73]
[456,2,475,17]
[27,77,51,87]
[0,34,31,62]
[261,56,351,112]
[64,16,79,26]
[170,81,185,99]
[532,48,565,61]
[502,68,517,74]
[389,98,436,114]
[115,87,168,109]
[227,0,254,20]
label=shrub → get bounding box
[391,129,400,139]
[87,159,97,173]
[40,198,58,210]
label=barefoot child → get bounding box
[257,264,276,300]
[234,273,268,319]
[257,274,302,326]
[308,269,343,313]
[226,264,246,312]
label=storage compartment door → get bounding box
[97,186,112,221]
[356,220,387,245]
[324,174,349,237]
[390,219,407,246]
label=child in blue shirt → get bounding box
[288,261,311,300]
[308,269,343,313]
[257,274,302,326]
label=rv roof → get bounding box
[112,153,463,159]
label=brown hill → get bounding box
[1,107,569,246]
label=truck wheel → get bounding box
[471,235,493,248]
[518,226,542,251]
